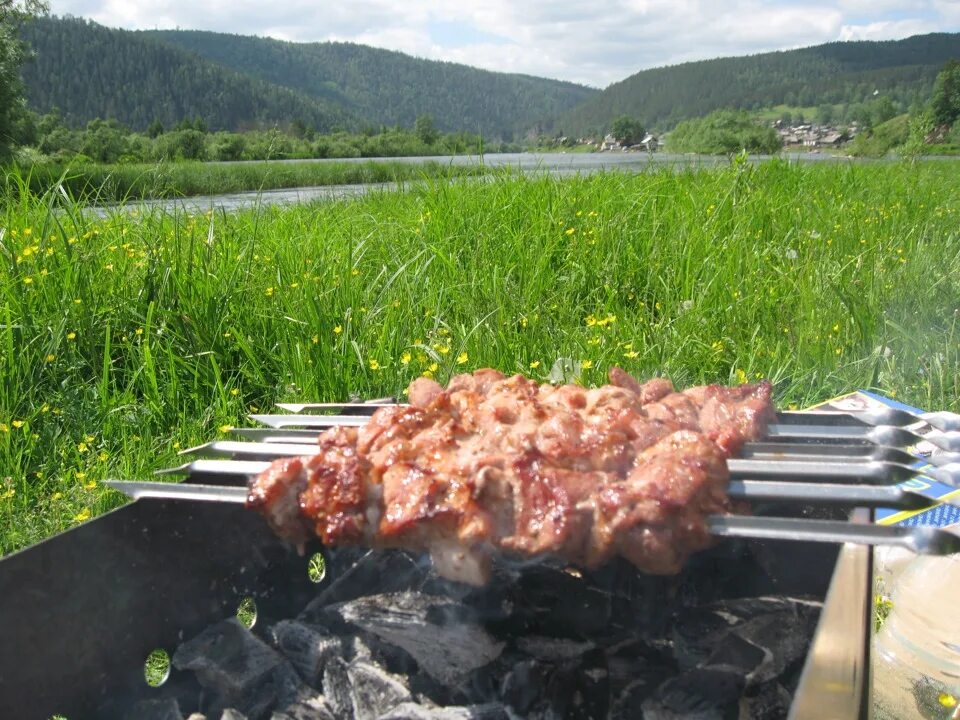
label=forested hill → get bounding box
[558,33,960,135]
[143,30,598,140]
[18,16,598,139]
[19,16,354,133]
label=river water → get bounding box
[113,151,856,214]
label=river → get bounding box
[110,151,858,214]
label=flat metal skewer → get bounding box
[777,408,960,432]
[169,444,960,491]
[103,480,960,555]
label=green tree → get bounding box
[930,60,960,126]
[414,114,439,145]
[0,0,48,162]
[611,115,645,145]
[146,118,165,138]
[817,104,834,125]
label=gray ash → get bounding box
[143,542,823,720]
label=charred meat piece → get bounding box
[247,370,775,584]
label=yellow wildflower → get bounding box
[230,388,240,396]
[84,480,97,491]
[23,227,31,236]
[218,424,232,433]
[84,434,94,443]
[312,335,319,344]
[77,442,88,453]
[456,352,469,365]
[735,368,747,384]
[12,420,24,429]
[45,354,56,363]
[73,298,82,304]
[565,227,576,235]
[434,344,450,355]
[135,328,144,336]
[0,488,13,500]
[529,360,541,369]
[939,693,957,708]
[333,325,343,335]
[428,362,439,373]
[265,287,274,297]
[369,359,381,371]
[23,277,33,285]
[74,508,91,523]
[581,360,593,370]
[98,451,109,462]
[0,423,7,432]
[351,268,360,276]
[51,492,62,501]
[289,282,299,289]
[624,351,640,359]
[75,471,86,480]
[67,332,77,341]
[400,351,412,365]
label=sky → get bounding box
[47,0,960,88]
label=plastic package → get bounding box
[873,548,960,719]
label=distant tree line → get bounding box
[14,111,521,164]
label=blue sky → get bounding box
[48,0,960,87]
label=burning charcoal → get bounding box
[270,620,343,684]
[220,711,248,720]
[333,592,505,687]
[727,607,820,684]
[500,651,608,720]
[186,714,207,720]
[347,660,413,719]
[173,618,315,719]
[123,698,184,720]
[507,566,612,639]
[174,619,286,697]
[642,667,745,720]
[300,551,427,619]
[377,702,510,719]
[703,633,767,678]
[321,658,353,717]
[671,608,738,671]
[500,659,551,714]
[515,636,595,662]
[270,696,337,720]
[741,680,793,719]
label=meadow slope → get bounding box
[2,160,959,554]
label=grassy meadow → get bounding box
[2,158,960,555]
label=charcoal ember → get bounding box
[321,658,353,717]
[506,565,612,639]
[377,701,510,719]
[300,551,427,619]
[348,660,413,719]
[123,698,184,720]
[500,650,609,720]
[333,592,505,687]
[515,636,595,662]
[221,711,248,720]
[322,656,413,720]
[270,620,343,684]
[186,714,208,720]
[671,608,739,671]
[702,633,767,678]
[726,605,821,684]
[270,696,337,720]
[173,618,314,719]
[741,680,793,719]
[641,667,745,720]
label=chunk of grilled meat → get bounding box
[247,369,774,585]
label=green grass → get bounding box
[6,158,486,203]
[2,159,960,555]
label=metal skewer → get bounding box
[777,408,960,432]
[103,480,960,555]
[170,444,960,490]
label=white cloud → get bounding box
[47,0,960,87]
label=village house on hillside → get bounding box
[773,120,853,149]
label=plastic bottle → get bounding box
[873,549,960,719]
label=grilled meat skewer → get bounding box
[247,368,774,585]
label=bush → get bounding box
[666,111,781,154]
